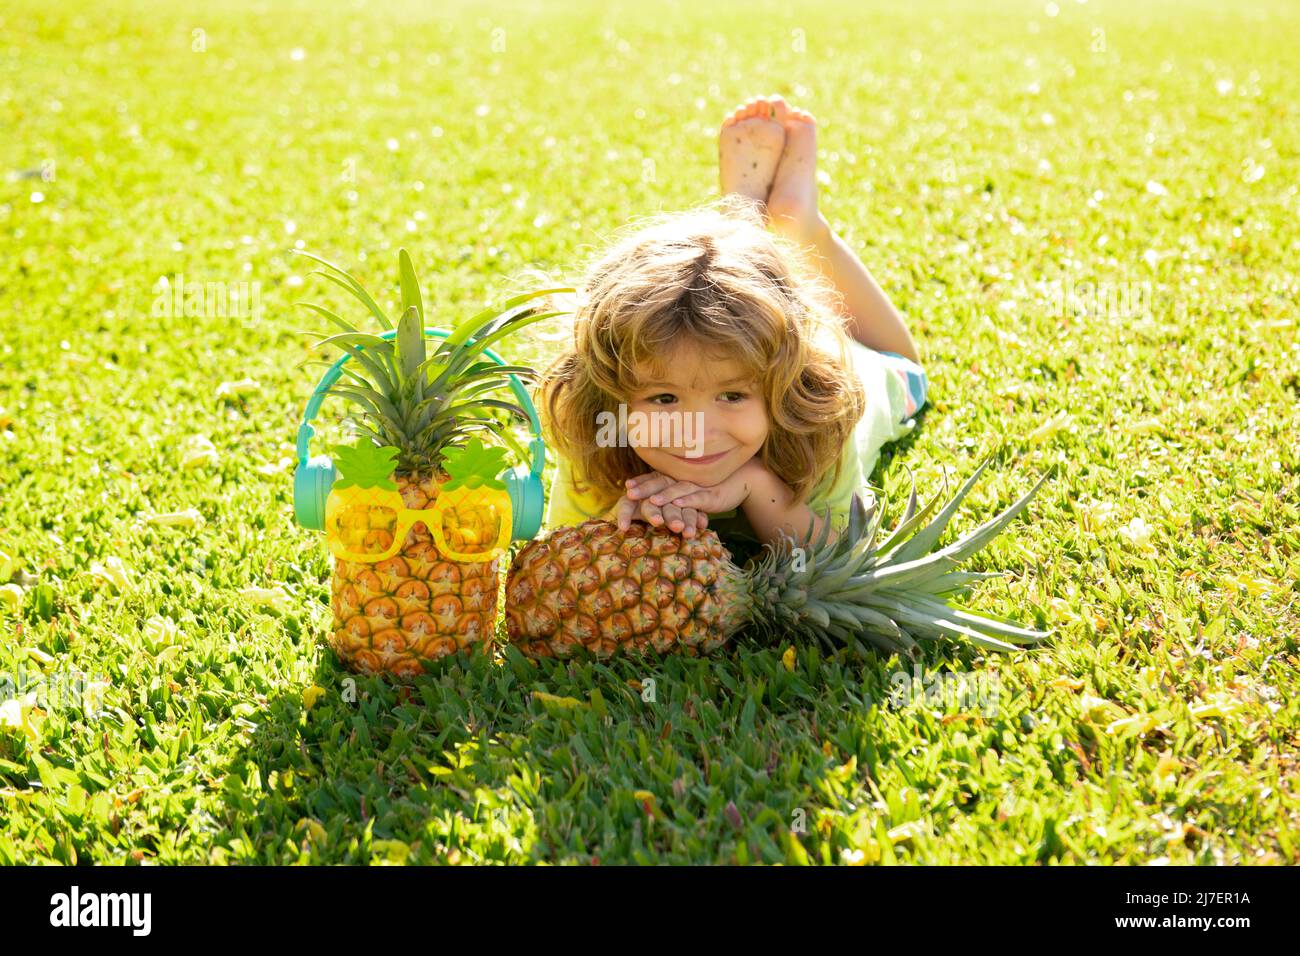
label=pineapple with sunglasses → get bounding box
[299,250,566,678]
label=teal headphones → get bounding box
[292,327,546,540]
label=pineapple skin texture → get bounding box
[505,520,749,658]
[330,473,500,679]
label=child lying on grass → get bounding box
[538,94,929,553]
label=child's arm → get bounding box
[736,460,836,549]
[800,213,921,365]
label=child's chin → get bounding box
[640,451,733,485]
[638,459,690,481]
[664,461,728,484]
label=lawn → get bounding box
[1,0,1297,865]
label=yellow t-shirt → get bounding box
[542,343,928,544]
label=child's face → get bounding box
[623,342,769,488]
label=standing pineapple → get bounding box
[299,249,565,678]
[506,457,1053,659]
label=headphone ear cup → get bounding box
[294,455,337,531]
[503,468,545,542]
[521,473,544,540]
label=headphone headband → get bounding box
[295,327,545,478]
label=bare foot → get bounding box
[718,96,786,207]
[766,102,824,246]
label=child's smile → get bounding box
[625,341,769,488]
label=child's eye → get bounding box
[720,391,748,403]
[648,393,677,405]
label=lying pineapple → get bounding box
[300,249,565,678]
[506,457,1053,659]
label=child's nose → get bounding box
[686,407,720,435]
[700,418,733,448]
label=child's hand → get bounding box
[626,459,762,516]
[612,473,710,537]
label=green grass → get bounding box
[1,0,1297,864]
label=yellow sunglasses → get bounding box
[324,484,512,564]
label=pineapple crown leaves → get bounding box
[439,436,509,492]
[332,441,400,491]
[748,454,1056,660]
[292,247,574,474]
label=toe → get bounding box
[768,94,790,121]
[785,109,815,132]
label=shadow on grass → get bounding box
[872,405,931,488]
[216,626,921,865]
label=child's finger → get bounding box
[648,481,701,505]
[614,496,637,531]
[627,473,672,500]
[697,512,709,530]
[624,471,656,492]
[667,489,712,509]
[660,502,685,534]
[679,508,700,537]
[637,499,666,526]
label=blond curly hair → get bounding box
[533,195,867,507]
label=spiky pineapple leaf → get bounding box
[440,287,572,354]
[398,248,424,326]
[888,455,995,565]
[395,306,425,389]
[872,473,946,558]
[461,310,571,364]
[292,249,393,331]
[869,469,1054,591]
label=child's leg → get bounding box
[760,97,922,365]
